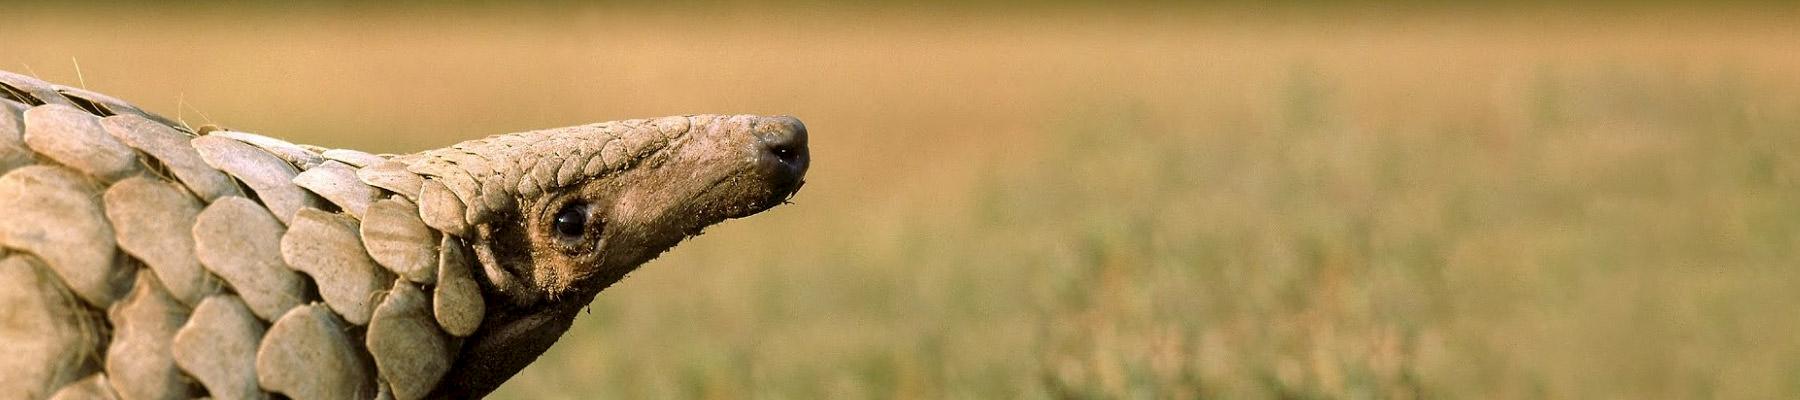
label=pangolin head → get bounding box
[465,115,810,303]
[507,113,810,299]
[434,114,809,396]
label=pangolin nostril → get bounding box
[759,116,809,168]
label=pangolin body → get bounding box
[0,70,810,399]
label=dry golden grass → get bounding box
[7,4,1800,398]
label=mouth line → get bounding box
[780,180,806,204]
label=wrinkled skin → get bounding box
[438,115,809,397]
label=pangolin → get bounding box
[0,69,809,399]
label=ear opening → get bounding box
[471,222,542,307]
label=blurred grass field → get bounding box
[8,3,1800,398]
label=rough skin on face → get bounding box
[0,69,809,399]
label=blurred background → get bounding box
[7,2,1800,398]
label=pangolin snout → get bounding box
[753,115,809,195]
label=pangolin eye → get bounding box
[553,202,589,239]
